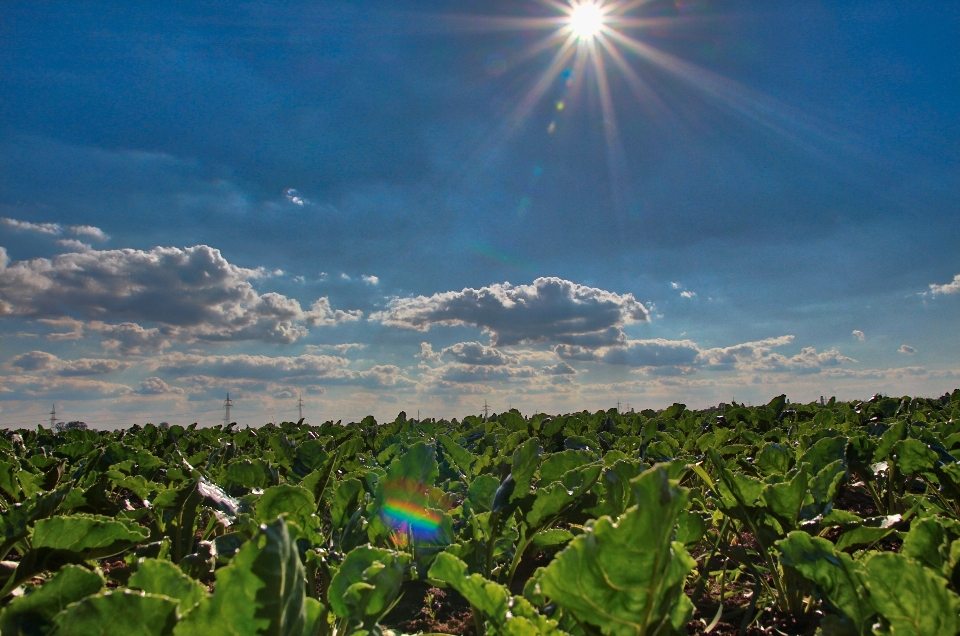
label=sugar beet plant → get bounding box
[1,393,960,635]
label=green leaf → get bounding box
[865,552,960,636]
[778,532,871,632]
[539,465,696,636]
[901,517,947,572]
[799,436,847,476]
[755,442,794,476]
[760,467,810,530]
[510,438,542,502]
[0,486,69,555]
[438,434,474,480]
[175,518,309,636]
[835,525,895,552]
[428,552,508,621]
[0,565,104,635]
[224,458,276,490]
[52,590,179,636]
[808,460,846,505]
[32,514,150,553]
[892,439,938,475]
[674,511,707,549]
[256,484,317,531]
[330,479,364,530]
[464,474,500,515]
[328,545,409,630]
[539,450,596,485]
[532,529,576,550]
[386,442,438,489]
[128,558,208,613]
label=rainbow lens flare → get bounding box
[380,478,447,542]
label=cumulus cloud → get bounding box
[436,363,537,384]
[361,275,379,285]
[55,239,92,252]
[150,352,414,389]
[852,330,865,341]
[696,336,797,370]
[70,225,109,241]
[8,350,131,376]
[0,375,131,400]
[0,244,360,345]
[1,218,61,235]
[898,344,916,355]
[599,339,701,367]
[930,274,960,295]
[440,342,514,366]
[137,377,184,395]
[680,291,696,298]
[543,361,577,375]
[372,277,648,347]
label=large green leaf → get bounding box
[777,532,871,633]
[510,438,542,502]
[128,558,209,613]
[892,439,938,475]
[539,465,695,636]
[901,517,948,572]
[428,552,565,635]
[759,467,810,530]
[175,518,309,636]
[51,590,179,636]
[755,442,794,476]
[32,514,150,552]
[539,450,596,485]
[328,545,409,631]
[799,436,848,476]
[0,565,104,635]
[330,479,364,530]
[438,434,474,479]
[386,441,438,488]
[865,552,960,635]
[0,486,70,557]
[256,485,317,532]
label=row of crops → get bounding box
[1,392,960,635]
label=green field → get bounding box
[1,392,959,635]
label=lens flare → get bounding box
[570,3,604,39]
[379,478,447,542]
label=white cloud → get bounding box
[1,218,61,235]
[69,225,109,241]
[543,361,577,375]
[361,275,379,285]
[670,282,680,289]
[0,244,360,345]
[150,352,414,389]
[372,277,648,347]
[930,274,960,295]
[852,330,865,341]
[8,351,131,376]
[898,344,916,355]
[137,377,184,395]
[2,217,108,241]
[599,339,701,367]
[680,291,696,298]
[440,342,514,366]
[55,239,92,252]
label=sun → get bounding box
[569,2,605,40]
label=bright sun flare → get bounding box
[570,3,604,39]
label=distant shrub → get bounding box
[56,421,88,432]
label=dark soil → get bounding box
[835,484,879,518]
[382,580,476,635]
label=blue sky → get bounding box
[0,0,958,427]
